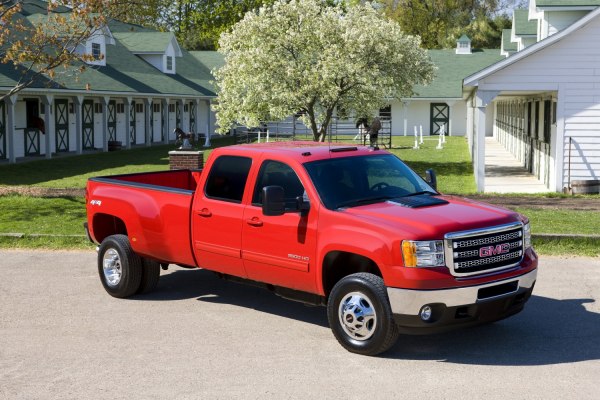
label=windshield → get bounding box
[304,154,436,210]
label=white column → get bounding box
[204,99,211,147]
[402,101,409,136]
[144,98,152,146]
[446,101,456,136]
[554,86,566,192]
[101,96,110,152]
[42,95,54,159]
[73,95,83,155]
[5,95,17,163]
[475,106,487,192]
[474,90,499,192]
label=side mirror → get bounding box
[262,186,285,216]
[425,169,437,191]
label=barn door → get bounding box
[107,100,117,141]
[189,101,196,133]
[25,99,41,155]
[54,99,69,152]
[0,102,5,159]
[82,100,94,150]
[430,103,449,135]
[129,101,136,145]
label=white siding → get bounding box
[545,11,589,38]
[479,14,600,188]
[390,100,468,136]
[140,54,163,71]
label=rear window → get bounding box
[204,155,252,203]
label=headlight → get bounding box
[402,240,445,267]
[523,222,532,249]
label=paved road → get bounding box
[1,251,599,400]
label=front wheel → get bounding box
[98,234,142,298]
[327,273,399,356]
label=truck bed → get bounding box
[91,169,202,193]
[87,169,203,266]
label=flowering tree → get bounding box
[213,0,435,141]
[0,0,127,101]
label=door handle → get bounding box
[246,218,263,227]
[198,208,212,217]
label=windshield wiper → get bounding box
[335,196,396,209]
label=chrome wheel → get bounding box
[338,291,377,341]
[102,248,122,287]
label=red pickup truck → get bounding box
[85,142,537,355]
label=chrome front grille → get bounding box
[444,222,524,277]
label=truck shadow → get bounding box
[137,269,600,365]
[135,268,329,328]
[385,295,600,365]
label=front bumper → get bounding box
[386,269,537,334]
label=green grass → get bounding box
[516,208,600,235]
[0,195,87,235]
[0,134,597,256]
[532,237,600,257]
[388,136,476,194]
[0,195,93,250]
[0,136,236,189]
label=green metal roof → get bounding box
[189,51,226,73]
[0,7,215,97]
[113,31,176,54]
[535,0,600,6]
[502,29,518,52]
[188,49,503,100]
[457,34,471,42]
[513,9,537,36]
[411,49,504,98]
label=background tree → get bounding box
[378,0,517,49]
[213,0,435,141]
[0,0,136,101]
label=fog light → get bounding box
[420,305,433,321]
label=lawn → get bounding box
[0,135,597,256]
[389,136,476,194]
[0,136,236,189]
[0,195,92,249]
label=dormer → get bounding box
[24,13,114,67]
[500,29,517,58]
[529,0,599,41]
[511,9,537,51]
[81,25,115,67]
[455,34,471,54]
[114,32,183,74]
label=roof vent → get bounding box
[456,34,472,55]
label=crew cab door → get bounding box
[191,155,253,277]
[241,159,318,293]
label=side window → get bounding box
[252,160,305,209]
[205,156,252,203]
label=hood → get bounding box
[340,195,520,239]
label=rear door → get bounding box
[192,155,253,277]
[241,159,318,293]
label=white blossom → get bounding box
[213,0,435,141]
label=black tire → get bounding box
[137,258,160,294]
[327,273,399,356]
[98,234,142,298]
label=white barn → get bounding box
[465,1,600,192]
